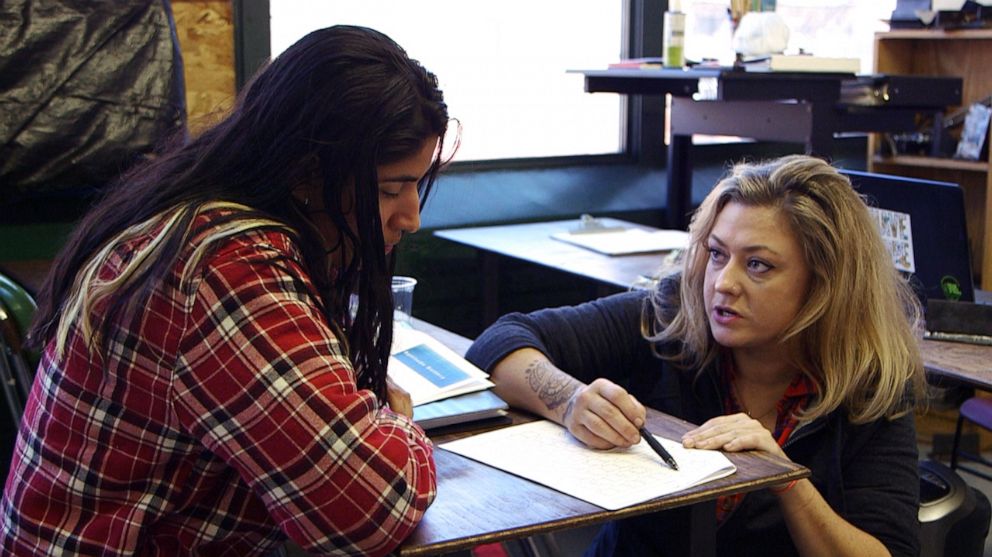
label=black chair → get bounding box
[0,273,37,485]
[950,396,992,482]
[0,307,27,427]
[0,273,37,426]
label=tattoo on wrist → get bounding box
[525,359,579,414]
[563,396,577,423]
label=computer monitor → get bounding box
[841,169,975,303]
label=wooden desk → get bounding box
[921,338,992,391]
[400,407,807,557]
[576,68,957,230]
[434,218,667,326]
[399,319,809,556]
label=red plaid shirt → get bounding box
[0,207,435,556]
[716,356,815,523]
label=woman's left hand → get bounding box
[681,413,788,460]
[386,376,414,418]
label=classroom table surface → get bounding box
[434,218,673,290]
[399,319,809,556]
[921,338,992,391]
[398,406,808,556]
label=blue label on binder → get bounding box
[393,344,469,387]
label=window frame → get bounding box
[231,0,667,171]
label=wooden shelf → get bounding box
[872,155,990,173]
[877,29,992,40]
[869,29,992,289]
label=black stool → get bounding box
[919,459,990,557]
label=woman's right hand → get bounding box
[562,378,647,450]
[489,349,647,450]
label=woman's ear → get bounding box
[291,183,314,209]
[339,178,357,215]
[294,154,323,204]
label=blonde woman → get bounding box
[466,155,926,557]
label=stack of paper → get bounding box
[413,389,509,430]
[390,327,494,406]
[389,326,508,430]
[608,57,664,69]
[441,420,736,510]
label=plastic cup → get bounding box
[391,276,417,324]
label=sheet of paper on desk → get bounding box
[551,228,690,256]
[389,326,494,406]
[441,420,736,511]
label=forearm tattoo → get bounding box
[525,359,580,417]
[562,396,577,423]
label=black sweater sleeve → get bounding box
[465,290,653,387]
[840,412,921,557]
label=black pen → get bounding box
[639,427,679,470]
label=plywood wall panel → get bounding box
[171,1,236,131]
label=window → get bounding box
[683,0,896,74]
[269,1,625,162]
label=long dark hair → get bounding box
[30,25,450,401]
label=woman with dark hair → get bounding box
[467,155,926,557]
[1,25,450,556]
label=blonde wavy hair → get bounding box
[646,155,926,423]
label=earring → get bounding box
[304,197,310,208]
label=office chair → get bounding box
[0,272,38,370]
[950,396,992,482]
[0,273,38,426]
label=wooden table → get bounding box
[399,319,809,556]
[400,408,808,557]
[921,338,992,391]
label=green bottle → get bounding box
[663,0,685,68]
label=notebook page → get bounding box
[441,420,736,510]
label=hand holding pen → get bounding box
[558,376,680,469]
[561,378,651,450]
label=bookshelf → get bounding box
[868,29,992,288]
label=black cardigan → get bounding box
[466,285,920,557]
